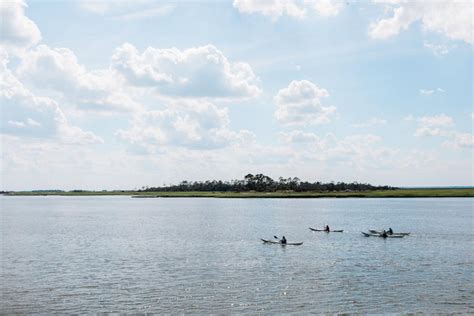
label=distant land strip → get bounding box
[3,174,473,198]
[3,188,474,198]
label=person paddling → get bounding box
[325,225,330,232]
[381,230,388,238]
[388,228,393,235]
[280,236,287,244]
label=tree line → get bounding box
[139,173,396,193]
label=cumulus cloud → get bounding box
[280,130,397,170]
[1,52,103,144]
[117,100,255,151]
[111,43,261,99]
[370,1,473,44]
[17,45,140,113]
[232,0,343,20]
[408,114,472,148]
[274,80,336,126]
[306,0,344,17]
[0,0,41,52]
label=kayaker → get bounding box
[388,228,393,235]
[281,236,287,244]
[381,230,388,238]
[325,225,330,232]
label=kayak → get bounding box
[261,239,303,246]
[361,232,404,238]
[369,230,410,236]
[309,227,343,233]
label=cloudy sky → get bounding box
[0,0,472,190]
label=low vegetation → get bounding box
[138,173,395,193]
[2,173,473,198]
[132,188,474,198]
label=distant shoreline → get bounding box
[3,188,473,198]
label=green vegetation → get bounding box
[138,173,395,193]
[3,174,472,198]
[131,188,474,198]
[3,188,473,198]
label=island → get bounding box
[3,174,473,198]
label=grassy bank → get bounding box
[4,188,474,198]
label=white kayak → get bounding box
[261,239,303,246]
[361,232,405,238]
[309,227,344,232]
[369,229,410,236]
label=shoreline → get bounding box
[3,188,474,198]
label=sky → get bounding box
[0,0,472,190]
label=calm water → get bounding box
[1,196,473,313]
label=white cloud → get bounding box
[26,118,41,127]
[232,0,343,20]
[418,114,453,128]
[305,0,344,17]
[444,132,474,148]
[352,117,387,128]
[280,130,321,143]
[369,5,419,40]
[419,88,445,95]
[17,45,140,113]
[7,118,41,128]
[370,1,473,44]
[117,100,255,151]
[1,52,103,144]
[414,114,453,137]
[280,130,397,171]
[233,0,307,19]
[78,0,174,20]
[274,80,336,126]
[424,42,452,56]
[0,0,41,52]
[419,89,434,95]
[7,120,26,128]
[111,43,261,99]
[409,114,472,149]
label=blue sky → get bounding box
[0,0,472,190]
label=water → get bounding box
[1,196,473,313]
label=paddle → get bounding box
[274,235,289,244]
